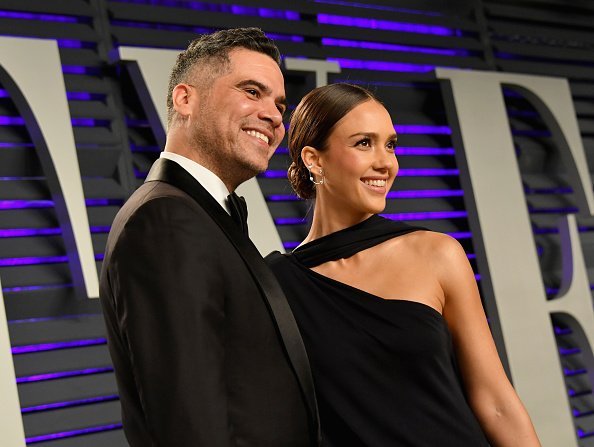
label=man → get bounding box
[100,28,319,446]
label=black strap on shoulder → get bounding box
[293,214,426,268]
[145,158,321,445]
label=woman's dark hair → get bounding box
[288,83,378,199]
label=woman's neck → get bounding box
[300,199,372,245]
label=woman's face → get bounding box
[316,99,398,216]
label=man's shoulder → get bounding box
[107,181,213,242]
[119,180,206,217]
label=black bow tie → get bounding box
[227,192,249,236]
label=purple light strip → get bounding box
[261,168,458,179]
[398,168,459,176]
[313,0,442,16]
[0,116,106,127]
[62,66,100,75]
[381,211,468,220]
[0,255,68,266]
[575,411,594,420]
[317,14,455,36]
[9,313,101,324]
[555,326,572,336]
[447,231,472,239]
[525,187,572,194]
[0,200,54,209]
[387,189,463,198]
[16,366,113,384]
[564,367,586,377]
[266,33,304,43]
[0,198,123,210]
[577,428,594,439]
[230,6,300,20]
[0,226,110,238]
[322,38,464,56]
[395,125,451,135]
[534,225,594,235]
[0,176,44,180]
[111,0,300,19]
[67,92,101,101]
[0,228,61,237]
[0,142,34,148]
[0,116,25,125]
[56,39,82,49]
[72,118,110,127]
[2,283,72,294]
[267,189,463,202]
[559,347,580,356]
[22,395,119,414]
[12,338,106,355]
[547,284,594,297]
[328,57,437,73]
[0,11,80,22]
[0,253,103,267]
[26,423,123,444]
[267,194,300,202]
[283,241,299,250]
[275,217,307,226]
[111,19,212,35]
[396,147,455,156]
[529,207,579,214]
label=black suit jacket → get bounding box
[100,159,320,446]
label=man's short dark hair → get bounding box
[166,27,281,126]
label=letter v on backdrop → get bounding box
[437,68,594,447]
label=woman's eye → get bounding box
[386,140,396,152]
[355,138,371,147]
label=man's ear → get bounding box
[171,84,195,118]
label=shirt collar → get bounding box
[159,152,231,214]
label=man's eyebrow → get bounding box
[237,79,287,109]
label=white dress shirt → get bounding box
[159,152,231,215]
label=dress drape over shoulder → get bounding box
[266,215,489,446]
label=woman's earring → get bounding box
[307,164,325,185]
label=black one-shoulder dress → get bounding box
[266,215,489,446]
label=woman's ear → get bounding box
[301,146,321,170]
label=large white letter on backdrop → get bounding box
[0,280,25,446]
[437,68,594,447]
[0,36,97,300]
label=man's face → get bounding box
[189,48,286,189]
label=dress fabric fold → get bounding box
[266,215,489,447]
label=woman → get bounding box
[266,83,540,446]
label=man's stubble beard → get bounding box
[189,118,266,190]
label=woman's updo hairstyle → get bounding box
[288,83,377,199]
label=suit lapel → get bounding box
[145,158,321,443]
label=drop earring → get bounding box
[307,164,325,185]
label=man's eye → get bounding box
[246,89,259,97]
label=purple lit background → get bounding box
[0,0,589,444]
